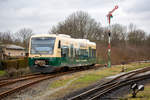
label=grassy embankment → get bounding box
[46,62,150,100]
[0,70,6,76]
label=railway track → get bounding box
[68,66,150,100]
[0,73,40,84]
[0,74,44,88]
[0,65,98,99]
[0,71,71,99]
[0,65,149,99]
[88,74,150,100]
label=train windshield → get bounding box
[30,37,55,54]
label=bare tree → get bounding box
[50,11,103,40]
[146,34,150,46]
[128,23,136,33]
[0,31,13,44]
[110,24,127,46]
[15,28,33,48]
[128,28,146,46]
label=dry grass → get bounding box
[47,62,150,100]
[96,44,150,65]
[0,70,6,76]
[49,75,76,89]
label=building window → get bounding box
[21,53,23,56]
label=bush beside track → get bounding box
[1,58,28,70]
[0,58,29,77]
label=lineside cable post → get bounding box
[107,5,118,68]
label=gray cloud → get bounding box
[122,0,150,13]
[0,0,150,33]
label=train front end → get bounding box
[28,34,61,73]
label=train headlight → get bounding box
[35,60,46,66]
[35,60,38,65]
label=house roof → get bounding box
[0,44,25,50]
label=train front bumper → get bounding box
[30,65,56,73]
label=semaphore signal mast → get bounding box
[107,5,119,68]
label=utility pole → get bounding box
[107,5,119,68]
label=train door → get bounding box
[61,46,69,58]
[89,47,92,58]
[70,44,74,58]
[70,44,74,65]
[88,47,92,65]
[61,45,69,65]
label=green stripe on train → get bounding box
[28,57,96,67]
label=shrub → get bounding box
[2,60,18,69]
[17,58,28,69]
[1,58,28,70]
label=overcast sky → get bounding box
[0,0,150,34]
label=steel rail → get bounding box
[0,73,40,84]
[89,73,150,100]
[0,71,71,98]
[0,67,93,99]
[0,74,45,88]
[68,66,150,100]
[0,65,98,87]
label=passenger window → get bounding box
[58,40,61,48]
[61,46,69,57]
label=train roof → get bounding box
[31,34,71,38]
[31,34,58,38]
[31,34,96,46]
